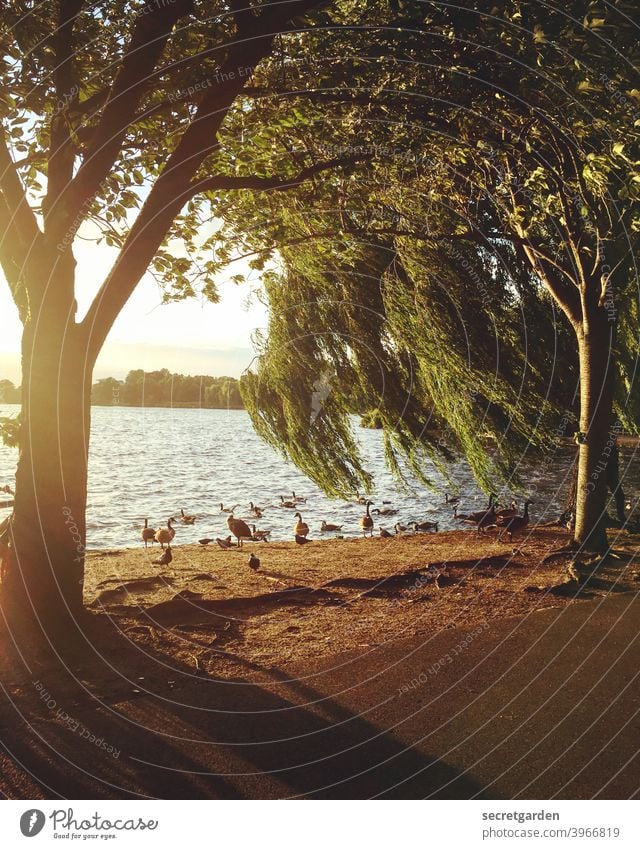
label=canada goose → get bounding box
[456,494,497,534]
[380,527,393,538]
[141,518,156,548]
[248,553,261,571]
[280,495,297,508]
[295,534,311,545]
[360,501,374,537]
[292,491,306,503]
[294,511,309,537]
[372,507,398,517]
[219,503,239,513]
[251,524,271,541]
[155,518,175,549]
[248,502,264,518]
[216,536,235,549]
[354,493,368,504]
[198,538,214,546]
[498,501,532,541]
[321,520,343,532]
[180,508,196,525]
[226,514,253,548]
[153,545,172,566]
[445,493,461,506]
[413,520,439,532]
[495,501,517,520]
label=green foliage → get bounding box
[92,370,243,408]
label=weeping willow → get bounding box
[241,228,576,498]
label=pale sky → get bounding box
[0,225,269,385]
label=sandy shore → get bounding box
[81,526,640,680]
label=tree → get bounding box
[216,1,637,550]
[1,0,377,638]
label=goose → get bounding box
[380,527,393,538]
[227,514,253,548]
[495,501,518,520]
[249,502,264,518]
[394,522,410,533]
[372,507,398,517]
[292,491,306,504]
[354,493,368,505]
[294,511,309,537]
[321,520,343,532]
[198,538,214,546]
[216,536,235,549]
[413,520,439,532]
[180,508,196,525]
[359,501,374,537]
[155,518,175,549]
[445,493,461,507]
[141,518,156,548]
[497,501,532,541]
[295,534,311,545]
[251,524,271,541]
[455,494,497,534]
[153,545,172,566]
[280,495,297,508]
[219,503,239,513]
[248,553,261,571]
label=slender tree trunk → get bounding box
[573,306,616,551]
[1,258,92,642]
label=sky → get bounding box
[0,226,269,385]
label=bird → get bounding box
[153,545,172,566]
[394,522,410,534]
[155,518,175,549]
[295,534,311,545]
[291,491,306,503]
[321,520,343,532]
[280,495,297,508]
[445,493,461,507]
[216,536,235,549]
[141,518,156,548]
[198,538,214,546]
[455,493,498,534]
[497,501,532,541]
[495,501,517,520]
[248,502,264,518]
[219,503,239,513]
[294,511,309,537]
[251,524,271,541]
[354,493,368,504]
[248,553,261,571]
[380,527,393,538]
[372,507,398,517]
[413,520,439,532]
[227,514,253,548]
[180,508,196,525]
[360,501,374,537]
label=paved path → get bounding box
[2,593,639,798]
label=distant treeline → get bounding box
[0,371,244,409]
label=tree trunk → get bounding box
[1,263,92,643]
[573,307,616,551]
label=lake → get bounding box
[0,405,638,549]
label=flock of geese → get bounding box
[139,491,534,568]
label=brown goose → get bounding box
[294,512,309,537]
[360,501,374,537]
[321,520,343,532]
[141,518,156,547]
[227,514,253,548]
[155,518,175,549]
[180,508,196,525]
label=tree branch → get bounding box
[0,127,43,263]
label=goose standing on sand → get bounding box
[360,501,374,537]
[456,494,497,534]
[380,527,393,538]
[216,536,235,549]
[497,501,532,541]
[294,512,309,538]
[295,534,311,545]
[248,553,261,571]
[180,508,196,525]
[141,518,156,548]
[321,520,343,532]
[155,518,175,549]
[495,501,518,520]
[227,514,253,548]
[153,545,172,567]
